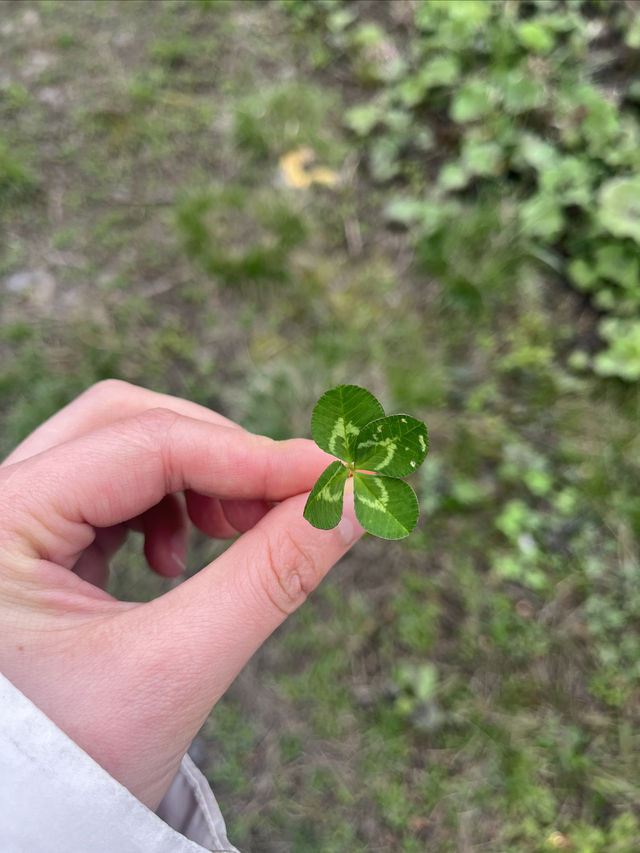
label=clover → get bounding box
[303,385,429,539]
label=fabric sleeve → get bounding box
[0,672,240,853]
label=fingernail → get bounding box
[338,480,364,545]
[170,532,187,572]
[171,551,186,571]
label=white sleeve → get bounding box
[0,672,240,853]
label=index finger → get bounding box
[2,379,243,467]
[3,407,333,569]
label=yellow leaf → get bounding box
[547,831,574,850]
[307,165,339,187]
[279,147,339,189]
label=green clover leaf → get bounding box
[311,384,384,463]
[354,414,428,478]
[352,473,419,540]
[303,385,429,540]
[303,460,349,530]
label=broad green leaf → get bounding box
[627,16,640,49]
[344,103,383,137]
[516,21,555,54]
[598,177,640,244]
[311,385,384,463]
[518,134,558,173]
[450,80,494,123]
[354,415,428,478]
[595,244,640,291]
[499,69,545,115]
[593,319,640,382]
[384,197,426,226]
[303,461,349,530]
[420,54,461,87]
[539,156,593,207]
[519,193,564,241]
[461,139,503,177]
[369,136,401,183]
[438,162,469,191]
[327,7,358,33]
[398,56,461,106]
[445,0,491,27]
[353,473,419,540]
[352,21,386,49]
[568,257,597,292]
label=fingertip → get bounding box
[169,530,188,575]
[143,527,187,578]
[222,498,271,533]
[336,480,366,546]
[141,494,189,578]
[185,491,238,539]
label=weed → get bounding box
[304,385,428,538]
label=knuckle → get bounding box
[257,528,321,617]
[111,408,183,491]
[82,378,134,402]
[133,406,181,436]
[111,407,180,454]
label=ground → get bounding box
[2,1,640,851]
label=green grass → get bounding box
[2,0,640,850]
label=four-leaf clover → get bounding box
[303,385,429,539]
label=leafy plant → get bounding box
[593,319,640,381]
[598,177,640,244]
[301,0,640,379]
[303,385,428,539]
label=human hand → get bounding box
[0,380,363,810]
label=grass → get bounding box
[2,0,640,850]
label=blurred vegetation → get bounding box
[1,0,640,850]
[293,0,640,381]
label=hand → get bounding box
[0,380,363,810]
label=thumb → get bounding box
[136,484,364,706]
[94,486,364,809]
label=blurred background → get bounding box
[2,0,640,850]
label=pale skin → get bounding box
[0,380,363,811]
